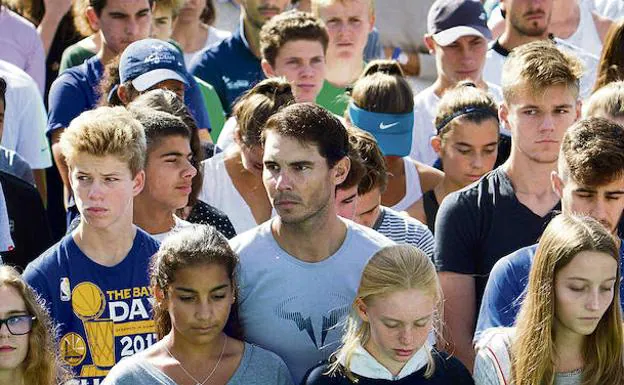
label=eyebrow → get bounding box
[383,314,432,323]
[567,277,617,282]
[173,284,230,293]
[160,151,191,158]
[455,142,498,147]
[341,193,357,203]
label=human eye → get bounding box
[326,18,340,26]
[523,109,538,116]
[212,292,227,300]
[455,146,471,155]
[178,295,195,302]
[383,322,399,329]
[294,165,309,172]
[415,319,429,328]
[555,108,571,114]
[264,163,279,172]
[105,176,120,182]
[349,17,362,25]
[568,285,586,292]
[600,285,614,292]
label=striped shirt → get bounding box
[373,206,435,259]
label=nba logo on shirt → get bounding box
[60,277,71,301]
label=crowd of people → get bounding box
[1,0,624,384]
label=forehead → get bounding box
[556,250,617,280]
[263,131,325,162]
[71,153,132,174]
[276,40,325,58]
[318,0,371,17]
[150,134,190,153]
[565,174,624,192]
[508,83,577,108]
[0,285,27,313]
[171,263,231,289]
[102,0,151,12]
[445,119,499,145]
[368,288,436,320]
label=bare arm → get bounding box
[51,128,70,208]
[592,12,614,43]
[32,169,47,208]
[37,0,72,56]
[440,271,477,372]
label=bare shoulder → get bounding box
[411,159,444,193]
[592,11,614,42]
[405,198,427,223]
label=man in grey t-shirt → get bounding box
[229,104,392,383]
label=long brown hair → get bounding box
[511,213,624,385]
[593,19,624,93]
[149,225,241,340]
[0,265,71,385]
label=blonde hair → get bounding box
[583,81,624,119]
[311,0,375,17]
[59,106,146,177]
[434,80,499,140]
[502,40,584,103]
[511,213,624,385]
[0,266,71,385]
[327,245,443,381]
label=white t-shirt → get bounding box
[410,83,504,166]
[216,116,237,152]
[199,151,273,234]
[0,7,45,95]
[482,38,598,100]
[230,218,393,383]
[565,0,604,57]
[184,26,232,70]
[0,60,52,170]
[594,0,624,19]
[0,183,14,253]
[149,216,193,242]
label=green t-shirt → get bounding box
[59,44,96,72]
[316,80,349,116]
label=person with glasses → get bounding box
[0,265,71,385]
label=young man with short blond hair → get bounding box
[435,40,583,369]
[24,107,160,385]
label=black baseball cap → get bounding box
[428,0,492,46]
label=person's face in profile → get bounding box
[141,135,197,211]
[357,288,436,376]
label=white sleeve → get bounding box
[3,80,51,169]
[473,328,513,385]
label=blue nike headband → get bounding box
[348,102,414,157]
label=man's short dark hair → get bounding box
[560,117,624,186]
[129,108,191,154]
[262,103,349,168]
[260,10,329,67]
[90,0,154,16]
[0,77,6,106]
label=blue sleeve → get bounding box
[185,76,211,131]
[23,261,55,315]
[190,51,228,114]
[475,254,525,339]
[46,72,89,136]
[363,27,384,62]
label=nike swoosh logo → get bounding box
[379,122,399,130]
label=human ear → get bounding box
[261,59,276,78]
[86,7,101,31]
[333,156,351,186]
[431,136,442,155]
[551,171,564,199]
[132,170,146,196]
[355,298,369,322]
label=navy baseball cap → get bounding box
[119,38,189,92]
[428,0,492,46]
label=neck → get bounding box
[133,197,177,235]
[432,76,487,97]
[271,211,347,263]
[97,36,119,65]
[0,368,22,385]
[165,331,226,364]
[171,20,206,51]
[502,151,557,195]
[553,322,585,371]
[243,17,262,58]
[73,221,137,266]
[498,27,548,52]
[436,176,464,202]
[325,56,363,88]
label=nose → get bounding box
[275,172,293,191]
[398,327,414,346]
[540,113,556,132]
[585,289,601,311]
[125,18,139,37]
[196,299,214,321]
[471,153,484,170]
[590,198,609,225]
[0,321,10,337]
[183,160,198,179]
[87,180,105,201]
[300,63,315,78]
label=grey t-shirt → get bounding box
[474,327,582,385]
[0,146,34,185]
[101,342,294,385]
[230,219,393,383]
